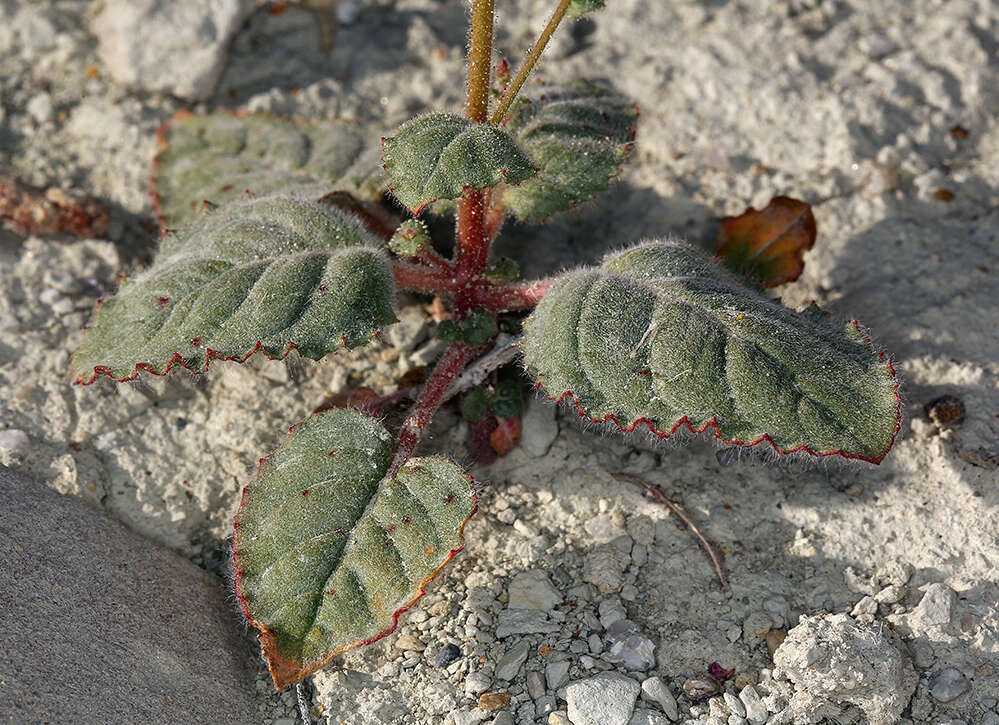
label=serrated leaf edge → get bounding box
[521,319,901,464]
[231,418,478,689]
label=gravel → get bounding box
[930,667,972,703]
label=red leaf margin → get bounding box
[71,338,351,386]
[522,320,901,465]
[231,418,478,690]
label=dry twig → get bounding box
[614,472,729,590]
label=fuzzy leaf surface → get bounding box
[154,112,387,230]
[72,195,396,383]
[382,113,535,214]
[716,196,817,287]
[568,0,605,18]
[521,240,899,462]
[232,408,477,689]
[502,79,637,220]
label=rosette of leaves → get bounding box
[502,79,637,220]
[521,240,900,462]
[155,112,388,230]
[71,195,396,382]
[233,408,477,689]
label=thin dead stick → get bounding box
[614,472,729,590]
[296,681,313,725]
[444,333,521,400]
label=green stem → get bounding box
[466,0,495,123]
[490,0,572,125]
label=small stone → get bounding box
[395,633,424,651]
[548,712,571,725]
[683,675,719,700]
[588,633,604,655]
[737,686,767,724]
[598,598,628,628]
[453,709,489,725]
[429,599,452,618]
[604,620,656,671]
[874,585,905,605]
[39,288,62,306]
[478,691,512,712]
[929,667,970,702]
[0,430,30,452]
[565,672,641,725]
[26,93,54,124]
[850,595,878,622]
[92,0,259,100]
[491,713,515,725]
[629,709,670,725]
[495,640,530,681]
[466,672,492,697]
[727,717,747,725]
[527,669,546,699]
[546,659,571,690]
[508,570,563,611]
[925,395,965,427]
[496,608,560,638]
[723,692,745,718]
[910,583,956,628]
[708,696,729,717]
[981,713,999,725]
[436,643,462,667]
[536,695,556,715]
[512,519,540,537]
[583,544,630,593]
[384,306,429,351]
[51,298,75,314]
[521,397,559,457]
[640,676,678,721]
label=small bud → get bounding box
[484,257,519,282]
[389,218,431,257]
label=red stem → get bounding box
[393,261,456,296]
[455,189,491,316]
[473,278,552,312]
[391,342,475,474]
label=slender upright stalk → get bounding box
[490,0,573,124]
[456,0,497,317]
[391,342,476,474]
[465,0,495,123]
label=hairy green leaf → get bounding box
[232,408,477,689]
[154,111,387,230]
[503,79,637,220]
[382,113,535,214]
[568,0,605,18]
[72,195,396,383]
[521,240,900,462]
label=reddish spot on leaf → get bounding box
[489,416,522,457]
[715,196,816,287]
[401,516,412,525]
[387,524,397,534]
[270,2,287,14]
[443,493,455,504]
[301,489,310,496]
[318,283,329,292]
[156,296,170,308]
[189,337,202,346]
[334,527,346,536]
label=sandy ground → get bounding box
[1,1,997,723]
